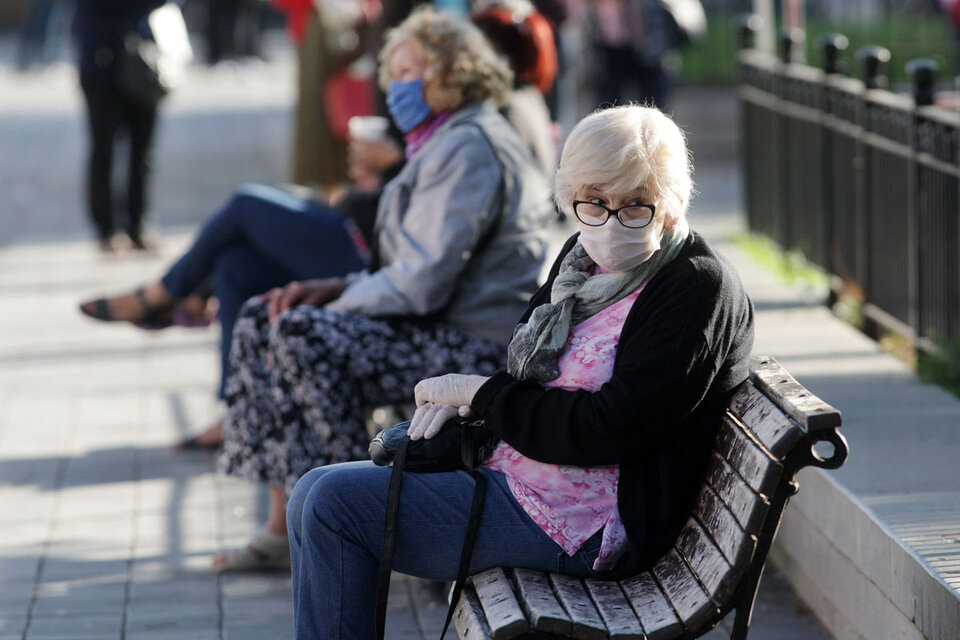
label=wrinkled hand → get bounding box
[263,278,345,323]
[407,402,461,441]
[413,374,488,412]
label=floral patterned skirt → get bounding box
[218,299,506,494]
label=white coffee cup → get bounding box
[348,116,391,143]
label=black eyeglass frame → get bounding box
[571,200,657,229]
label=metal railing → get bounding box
[738,25,960,351]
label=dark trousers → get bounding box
[206,0,261,63]
[80,80,159,241]
[596,45,669,111]
[159,184,367,398]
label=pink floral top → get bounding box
[483,278,646,571]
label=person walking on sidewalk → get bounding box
[74,0,167,252]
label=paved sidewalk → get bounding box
[0,39,832,639]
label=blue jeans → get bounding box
[287,462,601,640]
[160,184,367,397]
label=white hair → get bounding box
[555,105,693,225]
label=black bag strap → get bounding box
[376,436,408,640]
[375,437,488,640]
[440,470,487,639]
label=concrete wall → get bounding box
[770,470,960,640]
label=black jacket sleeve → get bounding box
[472,235,754,467]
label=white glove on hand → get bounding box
[413,374,488,410]
[407,402,460,441]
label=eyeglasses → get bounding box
[572,200,657,229]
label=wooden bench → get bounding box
[452,355,848,640]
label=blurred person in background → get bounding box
[16,0,62,70]
[472,0,559,179]
[74,0,166,252]
[205,0,266,63]
[589,0,682,109]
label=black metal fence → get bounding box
[738,33,960,350]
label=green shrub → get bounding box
[677,12,958,86]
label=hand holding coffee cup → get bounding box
[348,116,403,189]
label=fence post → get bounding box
[736,13,763,50]
[907,59,939,107]
[818,34,849,75]
[779,27,805,64]
[905,59,940,349]
[856,46,891,90]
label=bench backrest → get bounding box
[454,355,847,640]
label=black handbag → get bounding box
[116,20,167,106]
[369,416,499,472]
[116,3,191,107]
[369,417,499,640]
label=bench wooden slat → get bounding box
[620,572,683,640]
[471,567,529,639]
[728,382,806,458]
[675,519,742,606]
[549,573,608,640]
[454,586,495,640]
[751,355,841,431]
[716,417,781,495]
[705,452,771,535]
[583,579,645,639]
[651,549,720,633]
[694,485,756,571]
[512,568,572,636]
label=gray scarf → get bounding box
[506,219,690,382]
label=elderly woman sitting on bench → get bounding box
[286,104,755,640]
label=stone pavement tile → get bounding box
[32,578,126,612]
[54,485,137,523]
[26,613,123,638]
[0,555,42,582]
[125,610,220,638]
[129,572,219,604]
[700,566,829,640]
[405,577,449,637]
[38,556,128,583]
[221,573,293,640]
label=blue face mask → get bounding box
[386,79,432,133]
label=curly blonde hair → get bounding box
[378,7,512,111]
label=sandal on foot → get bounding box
[79,288,173,329]
[213,529,290,573]
[173,421,223,451]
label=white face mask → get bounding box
[577,219,661,272]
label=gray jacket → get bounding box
[326,104,551,345]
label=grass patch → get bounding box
[736,232,960,398]
[733,232,829,296]
[917,339,960,399]
[677,12,958,86]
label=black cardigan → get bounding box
[472,231,755,576]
